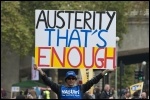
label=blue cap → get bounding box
[65,71,77,80]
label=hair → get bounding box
[24,89,29,95]
[133,90,140,97]
[20,90,24,95]
[28,89,37,99]
[125,91,130,95]
[95,87,100,93]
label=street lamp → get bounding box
[139,61,147,98]
[142,61,146,66]
[116,37,120,42]
[138,61,147,81]
[140,61,146,80]
[115,36,120,99]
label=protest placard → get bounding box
[35,10,116,69]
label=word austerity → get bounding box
[36,10,116,30]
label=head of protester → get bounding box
[100,84,114,99]
[141,91,147,99]
[131,90,141,99]
[65,71,77,87]
[34,64,115,99]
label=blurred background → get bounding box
[1,1,149,99]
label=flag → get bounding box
[80,69,94,94]
[31,57,39,80]
[80,69,88,84]
[130,82,144,95]
[88,69,94,94]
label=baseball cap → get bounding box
[65,71,77,81]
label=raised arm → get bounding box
[81,69,114,93]
[34,64,60,94]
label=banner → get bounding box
[130,82,144,95]
[11,86,20,99]
[11,86,20,92]
[80,69,88,84]
[31,57,39,80]
[88,69,94,94]
[35,10,116,69]
[80,69,94,94]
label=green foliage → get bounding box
[1,1,33,56]
[110,64,137,88]
[1,1,149,57]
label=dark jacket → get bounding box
[100,90,112,99]
[131,96,141,99]
[94,88,101,99]
[16,95,26,99]
[41,73,103,99]
[83,92,94,99]
[94,92,101,99]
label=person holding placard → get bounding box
[34,64,114,99]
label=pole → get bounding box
[102,76,104,91]
[115,67,118,99]
[147,62,149,98]
[115,37,119,99]
[120,61,122,99]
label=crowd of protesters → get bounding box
[1,84,148,99]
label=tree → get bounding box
[110,64,136,88]
[1,1,33,56]
[57,1,149,45]
[18,2,62,98]
[1,1,149,56]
